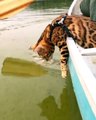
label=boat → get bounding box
[0,0,35,19]
[67,0,96,120]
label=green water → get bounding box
[0,62,82,120]
[0,57,82,120]
[0,0,82,120]
[30,0,72,10]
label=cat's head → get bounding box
[31,14,67,61]
[30,24,55,61]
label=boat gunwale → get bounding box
[67,0,96,118]
[67,38,96,117]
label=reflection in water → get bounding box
[39,74,82,120]
[2,57,47,77]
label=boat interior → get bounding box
[71,0,96,78]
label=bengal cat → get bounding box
[30,14,96,78]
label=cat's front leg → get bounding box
[60,60,68,78]
[59,46,69,78]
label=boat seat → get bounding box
[80,48,96,56]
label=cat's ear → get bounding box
[29,44,37,51]
[30,44,36,50]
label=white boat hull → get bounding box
[67,38,96,120]
[67,0,96,119]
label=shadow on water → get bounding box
[39,73,82,120]
[1,57,47,77]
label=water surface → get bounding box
[0,0,82,120]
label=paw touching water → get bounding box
[61,71,67,78]
[61,65,68,78]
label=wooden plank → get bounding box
[0,0,35,19]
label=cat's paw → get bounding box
[61,65,68,78]
[61,70,67,78]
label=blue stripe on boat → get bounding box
[68,57,96,120]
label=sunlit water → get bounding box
[0,1,82,120]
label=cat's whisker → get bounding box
[33,56,43,60]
